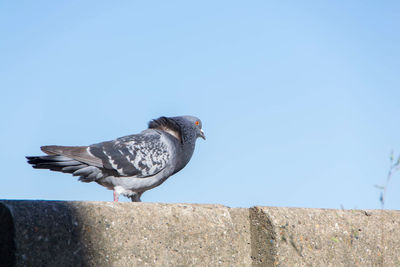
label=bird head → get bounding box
[180,116,206,140]
[149,115,206,143]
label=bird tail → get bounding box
[26,155,103,182]
[26,155,87,174]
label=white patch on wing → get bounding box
[87,147,95,157]
[129,141,165,176]
[104,150,126,175]
[132,149,143,171]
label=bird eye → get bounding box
[195,121,199,126]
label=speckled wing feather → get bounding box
[89,132,170,178]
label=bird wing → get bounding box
[88,131,171,178]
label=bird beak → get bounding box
[199,129,206,140]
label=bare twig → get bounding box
[378,151,400,209]
[375,151,400,266]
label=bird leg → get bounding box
[113,190,119,202]
[130,192,143,202]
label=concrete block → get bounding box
[250,206,400,266]
[0,200,251,267]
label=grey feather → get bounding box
[62,165,87,172]
[73,166,98,176]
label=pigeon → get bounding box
[26,115,205,202]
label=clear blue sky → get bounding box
[1,1,399,209]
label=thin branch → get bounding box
[380,151,400,209]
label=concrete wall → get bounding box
[0,200,399,266]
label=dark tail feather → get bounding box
[26,155,103,182]
[26,155,85,173]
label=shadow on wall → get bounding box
[0,203,16,267]
[0,201,95,267]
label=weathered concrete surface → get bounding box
[0,200,251,266]
[250,206,400,266]
[1,200,400,266]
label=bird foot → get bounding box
[130,192,143,202]
[113,190,119,202]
